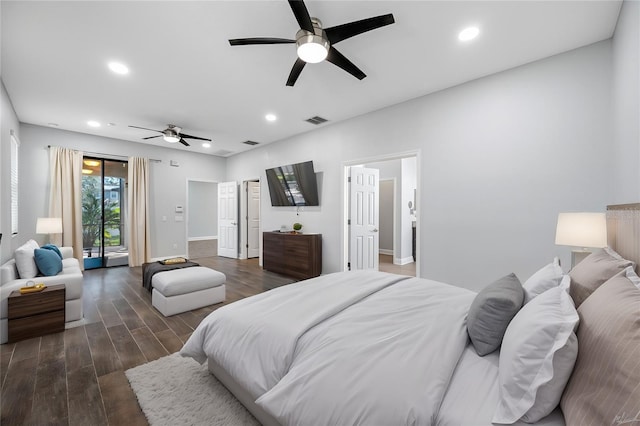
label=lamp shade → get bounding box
[555,212,607,248]
[36,217,62,234]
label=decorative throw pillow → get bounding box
[522,257,563,304]
[493,287,579,424]
[34,248,63,276]
[14,239,40,279]
[467,273,524,356]
[41,243,63,259]
[561,274,640,426]
[568,247,633,307]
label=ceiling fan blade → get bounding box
[142,135,162,140]
[179,133,211,142]
[179,138,190,147]
[129,125,162,133]
[286,58,307,87]
[326,47,366,80]
[288,0,314,33]
[229,38,295,46]
[325,14,395,44]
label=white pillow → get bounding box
[559,274,571,294]
[522,257,563,304]
[14,239,40,279]
[623,265,640,288]
[493,287,579,424]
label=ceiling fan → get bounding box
[229,0,395,86]
[128,124,211,147]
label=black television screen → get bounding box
[265,161,319,206]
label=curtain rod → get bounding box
[47,145,161,163]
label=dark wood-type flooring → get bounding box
[0,256,295,426]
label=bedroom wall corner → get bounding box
[16,124,227,261]
[226,40,614,290]
[611,0,640,204]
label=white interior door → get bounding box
[247,181,260,258]
[349,167,380,270]
[218,181,238,258]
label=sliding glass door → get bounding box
[82,157,129,269]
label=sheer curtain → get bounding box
[128,157,150,266]
[48,146,83,264]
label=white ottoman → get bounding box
[151,267,226,316]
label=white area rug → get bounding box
[125,353,260,426]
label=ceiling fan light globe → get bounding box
[163,135,180,143]
[296,34,329,63]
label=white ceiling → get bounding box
[1,1,622,157]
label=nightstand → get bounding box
[7,284,65,343]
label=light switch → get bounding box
[175,216,184,222]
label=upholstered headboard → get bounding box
[606,203,640,271]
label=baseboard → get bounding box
[394,256,415,266]
[379,249,393,256]
[188,236,218,242]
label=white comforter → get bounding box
[181,271,476,425]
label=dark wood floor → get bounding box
[0,256,295,426]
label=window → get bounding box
[10,131,19,235]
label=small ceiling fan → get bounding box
[229,0,395,86]
[128,124,211,147]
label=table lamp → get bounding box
[555,212,607,268]
[36,217,63,244]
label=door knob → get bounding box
[231,222,237,226]
[372,228,378,232]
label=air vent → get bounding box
[305,116,329,125]
[213,149,234,157]
[243,140,260,146]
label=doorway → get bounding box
[246,180,260,259]
[81,157,129,269]
[344,152,419,277]
[187,180,218,259]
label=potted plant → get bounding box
[292,223,303,234]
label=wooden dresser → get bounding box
[263,232,322,280]
[8,284,65,343]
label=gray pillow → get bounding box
[467,273,524,356]
[568,247,633,308]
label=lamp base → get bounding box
[571,249,592,269]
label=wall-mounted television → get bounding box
[265,161,319,206]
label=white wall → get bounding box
[379,180,394,253]
[400,157,416,264]
[16,124,226,259]
[0,81,21,263]
[611,0,640,203]
[227,40,614,291]
[187,180,218,239]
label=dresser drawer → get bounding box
[8,310,65,343]
[8,286,65,319]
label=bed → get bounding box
[180,204,640,426]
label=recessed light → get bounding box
[87,120,101,127]
[202,142,211,148]
[108,61,129,75]
[265,113,277,122]
[458,26,479,42]
[82,169,93,175]
[107,122,116,127]
[47,123,59,127]
[83,159,100,167]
